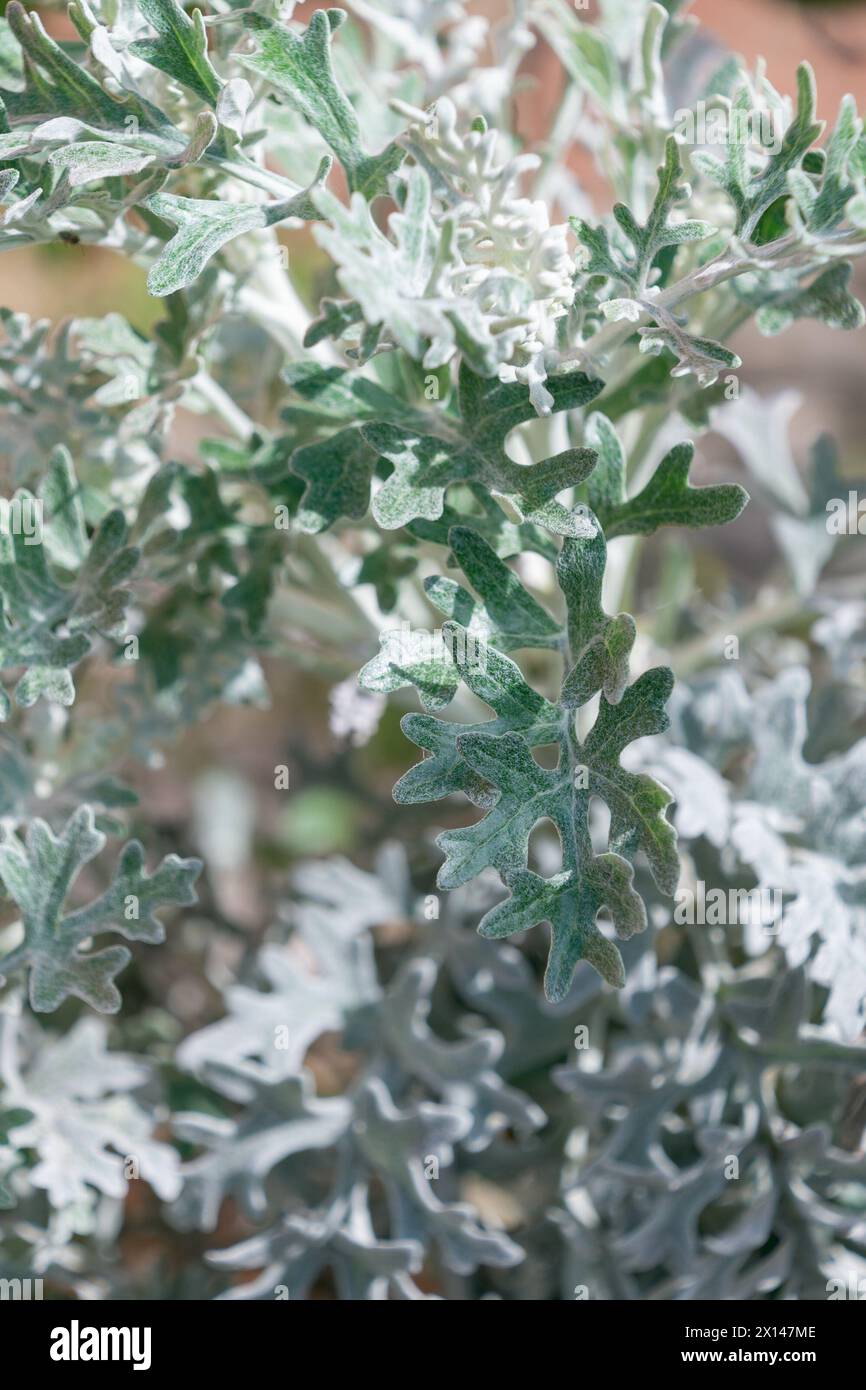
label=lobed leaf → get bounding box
[0,806,201,1013]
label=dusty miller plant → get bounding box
[0,0,865,1299]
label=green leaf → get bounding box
[129,0,222,106]
[37,445,87,569]
[359,361,604,536]
[438,526,562,651]
[288,360,602,539]
[282,362,428,429]
[3,2,134,126]
[429,661,677,999]
[389,633,560,803]
[360,523,563,713]
[589,422,750,536]
[434,666,676,893]
[143,193,269,295]
[291,426,377,534]
[303,298,364,349]
[637,325,741,388]
[2,2,167,134]
[0,483,139,716]
[755,262,865,336]
[479,859,643,996]
[407,491,559,567]
[693,64,824,238]
[360,622,465,713]
[584,410,625,513]
[607,137,715,291]
[801,94,862,234]
[362,381,751,997]
[0,806,201,1013]
[378,510,680,998]
[557,521,635,708]
[46,139,155,188]
[143,159,330,295]
[239,9,402,198]
[573,664,679,890]
[571,218,622,282]
[4,112,192,171]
